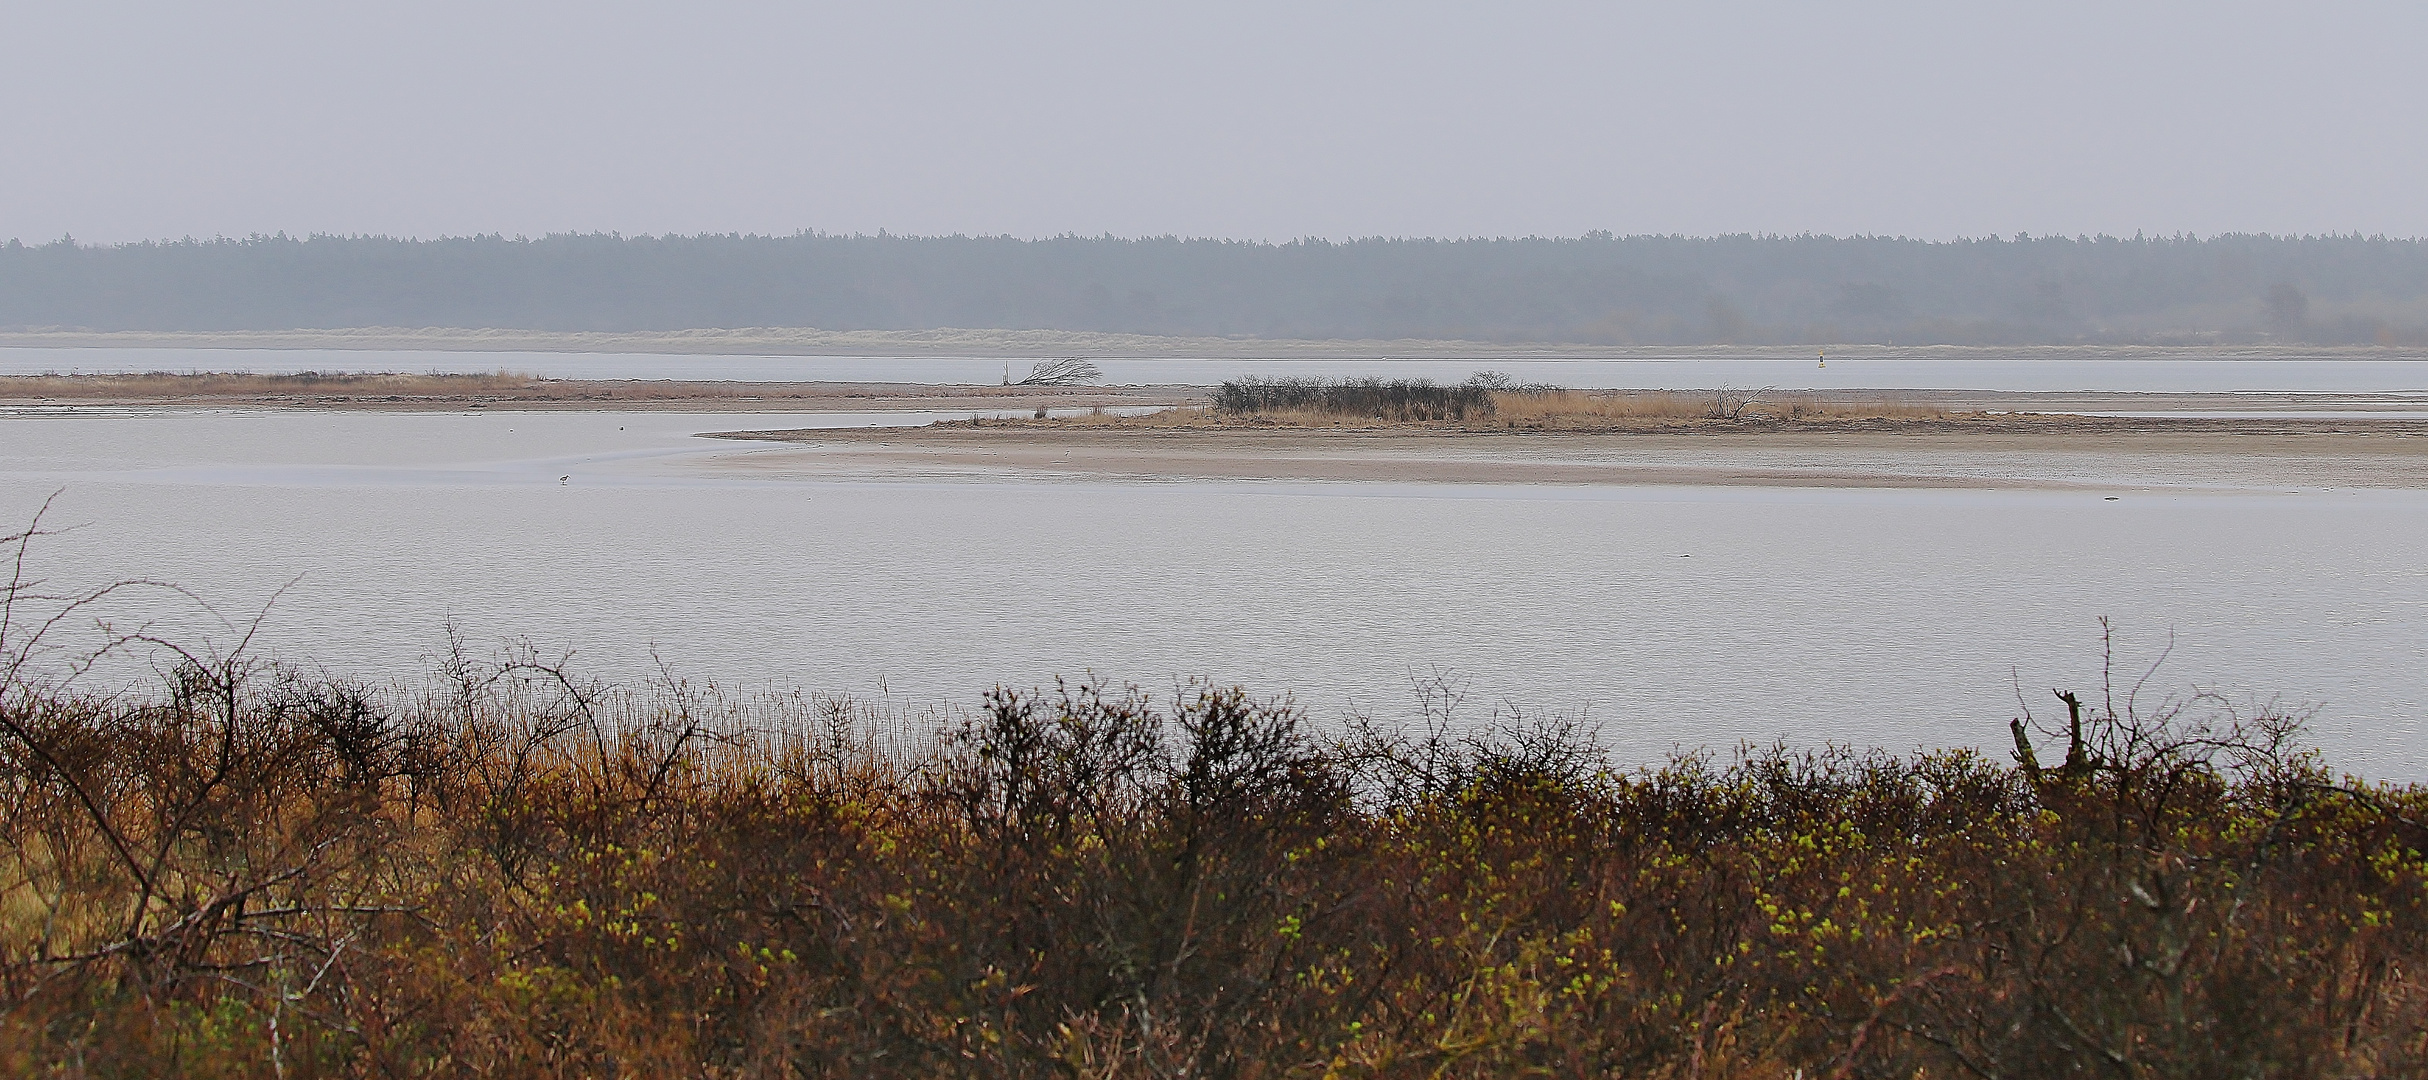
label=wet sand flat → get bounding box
[704,419,2428,491]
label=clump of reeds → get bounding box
[1213,376,1497,421]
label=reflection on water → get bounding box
[2,408,2424,776]
[7,346,2428,393]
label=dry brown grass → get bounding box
[1490,388,1955,424]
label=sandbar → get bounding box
[704,408,2428,492]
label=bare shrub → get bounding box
[1015,357,1104,386]
[1706,383,1775,420]
[0,538,2421,1078]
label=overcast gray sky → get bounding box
[5,1,2421,245]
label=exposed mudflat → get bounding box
[707,406,2428,491]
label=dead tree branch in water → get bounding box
[1016,358,1103,386]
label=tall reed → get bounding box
[1213,377,1497,421]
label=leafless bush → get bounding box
[2,518,2422,1077]
[1706,383,1776,419]
[1015,357,1103,386]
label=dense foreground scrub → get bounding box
[4,641,2425,1079]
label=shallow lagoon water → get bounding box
[3,406,2424,775]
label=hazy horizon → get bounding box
[8,1,2425,246]
[18,228,2428,248]
[11,231,2426,346]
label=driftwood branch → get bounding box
[1015,357,1103,386]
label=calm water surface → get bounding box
[3,407,2423,775]
[9,346,2428,393]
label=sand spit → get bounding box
[705,409,2428,492]
[0,372,1200,412]
[9,371,2425,489]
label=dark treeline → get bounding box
[7,231,2428,345]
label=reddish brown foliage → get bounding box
[3,648,2426,1078]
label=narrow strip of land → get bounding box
[0,372,1195,412]
[11,372,2426,489]
[705,412,2428,491]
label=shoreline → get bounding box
[703,410,2428,491]
[0,373,1202,412]
[7,373,2424,490]
[6,374,2425,418]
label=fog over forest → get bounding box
[5,231,2426,347]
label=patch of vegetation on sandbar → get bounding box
[950,373,1989,433]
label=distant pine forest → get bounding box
[5,231,2427,346]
